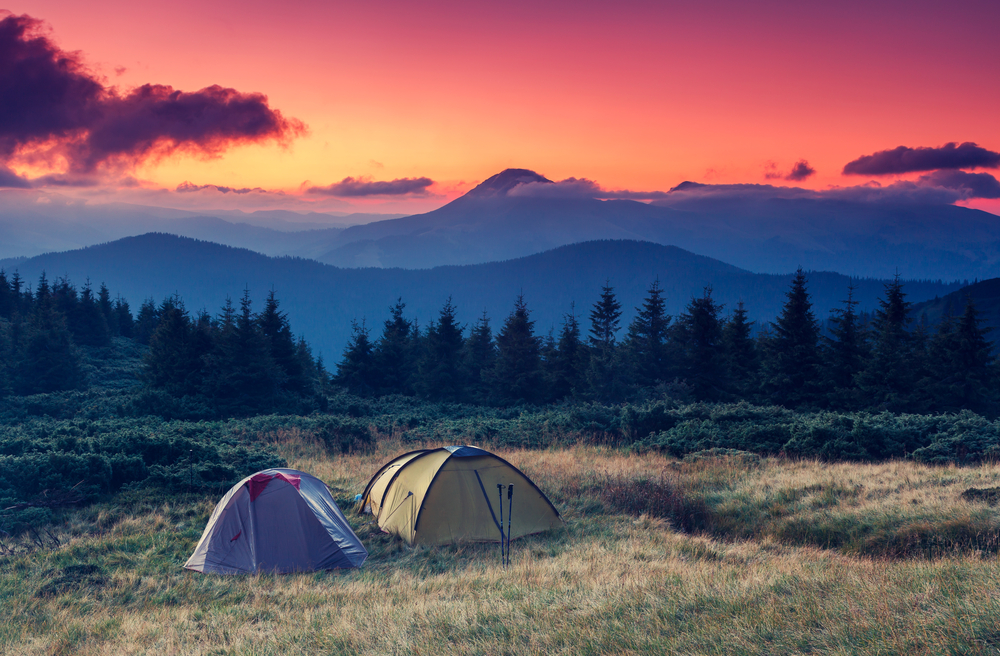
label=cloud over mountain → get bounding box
[843,142,1000,176]
[176,182,273,195]
[306,176,434,197]
[0,12,304,178]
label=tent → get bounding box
[185,468,368,574]
[360,445,561,546]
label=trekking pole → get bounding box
[506,485,514,568]
[497,484,506,567]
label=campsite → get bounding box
[3,423,1000,654]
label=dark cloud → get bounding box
[306,176,434,197]
[786,160,816,181]
[0,165,31,188]
[176,181,271,195]
[918,170,1000,199]
[0,12,304,176]
[764,160,815,181]
[843,142,1000,176]
[654,174,1000,207]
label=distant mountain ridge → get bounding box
[310,168,1000,280]
[2,234,964,358]
[0,199,402,260]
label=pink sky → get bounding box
[3,0,999,214]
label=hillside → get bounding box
[1,234,964,358]
[314,168,1000,280]
[912,278,1000,332]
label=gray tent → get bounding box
[185,468,368,574]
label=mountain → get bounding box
[0,198,401,259]
[314,168,1000,280]
[1,234,964,358]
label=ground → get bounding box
[3,435,1000,655]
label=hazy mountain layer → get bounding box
[0,199,402,259]
[315,169,1000,280]
[1,235,964,359]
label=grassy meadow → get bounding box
[3,432,1000,655]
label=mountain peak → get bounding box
[465,169,552,198]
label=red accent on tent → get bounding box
[247,472,301,501]
[230,530,242,542]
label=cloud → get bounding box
[176,181,274,195]
[653,173,1000,207]
[306,176,434,197]
[785,160,816,181]
[843,142,1000,176]
[507,177,601,199]
[764,160,815,181]
[918,170,1000,199]
[0,164,31,188]
[0,12,304,177]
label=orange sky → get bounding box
[4,0,1000,214]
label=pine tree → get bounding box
[258,289,308,393]
[115,297,134,338]
[75,280,111,347]
[202,291,284,414]
[822,285,868,409]
[461,310,496,405]
[490,294,543,405]
[374,298,416,396]
[416,298,465,402]
[134,299,160,345]
[98,283,118,337]
[722,300,758,398]
[673,288,727,400]
[0,270,13,320]
[625,280,671,388]
[587,282,625,402]
[548,305,588,400]
[144,297,200,395]
[760,268,821,407]
[335,320,378,396]
[856,275,913,411]
[14,291,82,394]
[922,297,996,413]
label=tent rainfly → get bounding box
[185,468,368,574]
[360,445,562,546]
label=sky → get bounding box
[1,0,999,216]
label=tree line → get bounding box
[0,270,133,395]
[0,271,327,414]
[335,270,997,414]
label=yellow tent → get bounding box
[360,445,562,546]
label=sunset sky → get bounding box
[2,0,999,215]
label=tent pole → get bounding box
[497,484,506,567]
[507,485,514,568]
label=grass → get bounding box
[3,433,1000,654]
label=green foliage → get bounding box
[489,294,543,405]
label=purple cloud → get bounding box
[0,164,31,188]
[786,160,816,181]
[176,181,272,195]
[0,13,304,176]
[917,170,1000,199]
[507,177,602,199]
[843,142,1000,176]
[306,176,434,197]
